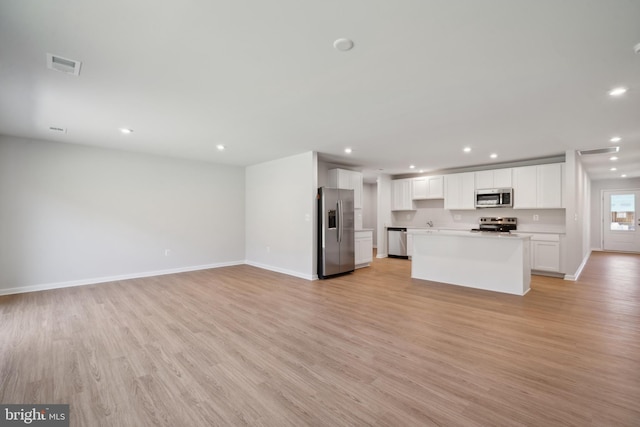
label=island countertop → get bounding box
[411,231,531,295]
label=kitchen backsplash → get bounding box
[391,199,566,233]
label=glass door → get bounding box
[603,190,640,252]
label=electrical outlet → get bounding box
[533,214,539,221]
[164,249,171,256]
[406,213,411,220]
[266,246,270,253]
[454,214,461,221]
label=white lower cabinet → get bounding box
[530,234,561,273]
[355,230,373,268]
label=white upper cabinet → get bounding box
[493,168,513,188]
[444,172,475,210]
[391,178,415,211]
[537,164,562,208]
[412,175,444,200]
[512,163,563,209]
[475,168,512,189]
[328,168,363,209]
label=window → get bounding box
[610,194,635,231]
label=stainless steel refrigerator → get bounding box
[317,187,355,279]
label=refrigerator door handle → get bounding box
[337,200,342,242]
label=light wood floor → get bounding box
[1,252,639,426]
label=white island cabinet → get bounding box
[412,231,531,295]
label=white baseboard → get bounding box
[0,261,245,296]
[564,250,592,281]
[244,261,315,281]
[376,253,388,258]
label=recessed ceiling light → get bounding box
[608,87,628,97]
[120,128,133,134]
[621,174,627,178]
[610,156,618,161]
[463,147,471,153]
[344,147,352,154]
[610,136,622,143]
[333,38,354,51]
[610,167,617,171]
[409,165,415,169]
[216,144,225,151]
[490,153,498,159]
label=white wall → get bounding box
[363,183,378,246]
[563,150,591,279]
[0,135,245,294]
[590,177,640,250]
[245,151,317,279]
[376,174,392,257]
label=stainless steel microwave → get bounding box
[475,188,513,208]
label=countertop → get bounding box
[355,228,374,232]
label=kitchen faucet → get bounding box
[426,220,433,227]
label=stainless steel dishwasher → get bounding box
[387,227,408,259]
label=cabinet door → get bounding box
[537,164,562,208]
[513,166,537,208]
[427,176,444,199]
[355,238,364,265]
[392,180,404,210]
[352,171,363,209]
[532,241,560,272]
[406,233,413,256]
[493,168,512,188]
[412,177,428,199]
[362,237,373,263]
[460,172,476,209]
[444,173,475,210]
[355,232,373,266]
[475,170,494,189]
[392,179,414,210]
[444,174,460,209]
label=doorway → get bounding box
[603,189,640,252]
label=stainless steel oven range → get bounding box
[471,217,517,233]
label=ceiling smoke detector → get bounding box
[577,146,620,156]
[46,53,82,76]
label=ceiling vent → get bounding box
[577,146,619,156]
[49,126,67,133]
[46,53,82,76]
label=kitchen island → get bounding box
[411,231,531,295]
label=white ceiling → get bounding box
[1,1,639,181]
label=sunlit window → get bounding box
[610,194,635,231]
